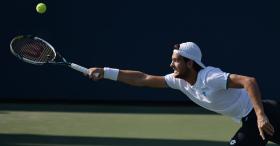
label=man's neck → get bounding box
[184,70,198,86]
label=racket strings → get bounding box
[19,39,43,60]
[34,40,54,62]
[13,38,55,63]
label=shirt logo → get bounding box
[202,91,207,96]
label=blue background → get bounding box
[1,0,280,102]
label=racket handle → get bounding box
[70,63,88,74]
[70,63,99,77]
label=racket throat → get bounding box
[51,52,70,65]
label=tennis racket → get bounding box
[10,35,98,77]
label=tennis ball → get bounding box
[36,3,47,14]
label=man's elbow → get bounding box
[244,77,258,88]
[133,73,148,87]
[136,74,155,87]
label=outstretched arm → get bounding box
[227,74,274,140]
[86,67,167,88]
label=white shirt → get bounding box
[165,66,253,122]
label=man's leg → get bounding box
[229,109,268,146]
[229,125,268,146]
[262,100,280,145]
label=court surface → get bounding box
[0,103,277,146]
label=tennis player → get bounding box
[86,42,280,146]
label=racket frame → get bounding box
[10,35,57,65]
[10,35,97,75]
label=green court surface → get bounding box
[0,103,277,146]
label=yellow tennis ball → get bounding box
[36,3,47,14]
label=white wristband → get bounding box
[103,67,119,81]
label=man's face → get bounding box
[170,51,191,78]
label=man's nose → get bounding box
[170,62,173,68]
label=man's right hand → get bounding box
[85,67,104,81]
[257,114,274,140]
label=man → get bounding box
[86,42,280,146]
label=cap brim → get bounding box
[195,61,206,68]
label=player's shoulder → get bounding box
[198,66,226,81]
[199,66,222,76]
[164,73,185,89]
[164,73,176,81]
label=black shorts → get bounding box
[229,100,280,146]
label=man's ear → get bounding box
[186,60,194,68]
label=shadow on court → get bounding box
[0,134,277,146]
[0,134,234,146]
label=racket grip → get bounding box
[70,63,99,77]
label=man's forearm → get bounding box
[87,67,166,88]
[244,77,275,139]
[244,78,265,116]
[117,70,147,87]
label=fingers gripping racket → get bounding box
[10,35,98,77]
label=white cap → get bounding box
[176,42,205,68]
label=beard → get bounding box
[173,68,190,79]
